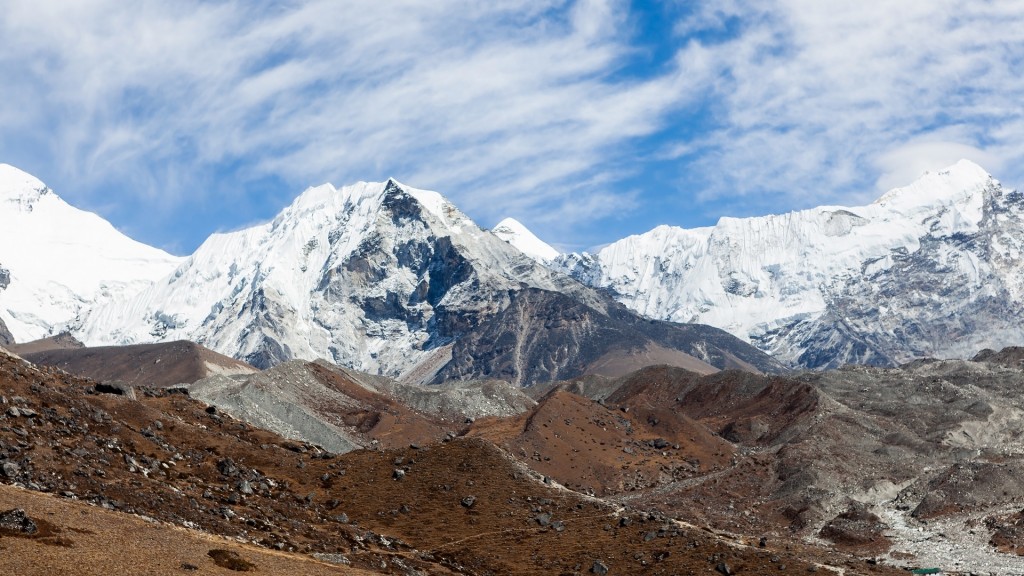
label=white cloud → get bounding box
[2,0,1024,252]
[677,0,1024,208]
[0,0,699,243]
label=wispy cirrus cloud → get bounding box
[673,0,1024,214]
[1,1,1024,253]
[0,0,703,251]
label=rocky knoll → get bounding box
[20,339,257,387]
[189,359,536,454]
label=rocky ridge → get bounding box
[434,288,783,386]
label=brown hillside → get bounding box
[468,388,735,497]
[4,332,84,355]
[0,338,900,575]
[22,339,256,387]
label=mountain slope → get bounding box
[435,288,784,386]
[554,160,1024,368]
[0,315,11,346]
[77,179,599,373]
[0,164,182,342]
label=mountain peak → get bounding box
[0,163,48,201]
[492,217,559,263]
[872,159,993,212]
[0,164,182,342]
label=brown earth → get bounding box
[0,348,902,574]
[20,339,257,387]
[583,342,719,379]
[0,484,380,576]
[4,332,84,355]
[304,361,453,448]
[987,510,1024,556]
[467,388,733,497]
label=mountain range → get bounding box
[2,159,1022,376]
[0,167,779,383]
[553,159,1024,369]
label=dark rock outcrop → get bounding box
[434,289,784,386]
[0,316,12,347]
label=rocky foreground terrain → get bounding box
[0,344,913,575]
[7,331,1024,573]
[537,360,1024,574]
[182,351,1024,573]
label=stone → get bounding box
[392,469,406,480]
[591,560,609,575]
[535,512,552,527]
[461,495,476,508]
[207,549,255,572]
[1,461,20,478]
[0,508,37,535]
[94,382,137,399]
[715,562,733,576]
[216,458,240,477]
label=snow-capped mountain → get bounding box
[0,164,182,342]
[491,217,559,263]
[73,177,780,381]
[554,160,1024,368]
[76,179,602,375]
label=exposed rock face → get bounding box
[767,183,1024,369]
[554,160,1024,369]
[0,316,12,347]
[0,264,12,346]
[435,289,784,386]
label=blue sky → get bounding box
[2,1,1023,255]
